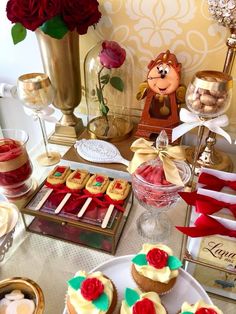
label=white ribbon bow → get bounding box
[172,108,232,144]
[23,106,58,123]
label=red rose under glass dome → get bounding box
[84,40,133,141]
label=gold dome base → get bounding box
[186,146,233,175]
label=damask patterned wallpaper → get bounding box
[79,0,236,130]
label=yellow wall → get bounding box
[79,0,236,130]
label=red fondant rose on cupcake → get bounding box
[132,245,182,270]
[133,298,155,314]
[67,274,110,311]
[81,278,104,301]
[147,248,168,269]
[195,308,217,314]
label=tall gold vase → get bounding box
[36,30,84,145]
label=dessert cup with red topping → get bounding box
[132,158,191,241]
[0,129,33,198]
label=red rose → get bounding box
[196,308,217,314]
[62,0,101,35]
[99,40,126,69]
[81,278,104,301]
[133,298,155,314]
[146,248,168,269]
[6,0,60,31]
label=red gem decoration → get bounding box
[81,278,104,301]
[74,173,81,179]
[115,182,122,189]
[147,248,168,269]
[57,166,66,173]
[196,308,217,314]
[132,298,155,314]
[96,176,104,183]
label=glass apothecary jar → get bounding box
[84,41,133,141]
[186,70,232,118]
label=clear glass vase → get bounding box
[84,41,133,141]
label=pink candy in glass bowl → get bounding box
[132,158,191,241]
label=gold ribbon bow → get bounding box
[128,138,186,186]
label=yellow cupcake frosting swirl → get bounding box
[133,243,180,283]
[180,300,223,314]
[67,271,113,314]
[121,290,166,314]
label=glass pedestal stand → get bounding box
[87,115,133,142]
[136,210,171,242]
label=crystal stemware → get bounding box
[132,158,191,242]
[17,73,60,166]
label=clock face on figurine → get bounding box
[148,59,180,95]
[136,50,184,142]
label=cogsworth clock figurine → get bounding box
[136,50,185,141]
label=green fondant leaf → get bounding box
[55,172,62,177]
[182,312,194,314]
[125,288,140,307]
[167,255,182,270]
[92,292,109,311]
[94,182,102,186]
[67,276,86,291]
[132,254,147,266]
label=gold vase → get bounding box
[36,30,84,145]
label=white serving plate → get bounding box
[63,254,212,313]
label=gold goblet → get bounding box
[17,73,61,166]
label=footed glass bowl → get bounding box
[132,158,191,241]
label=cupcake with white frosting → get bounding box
[179,300,223,314]
[66,271,117,314]
[120,288,167,314]
[131,243,182,295]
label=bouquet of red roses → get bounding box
[6,0,102,44]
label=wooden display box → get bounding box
[20,163,133,255]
